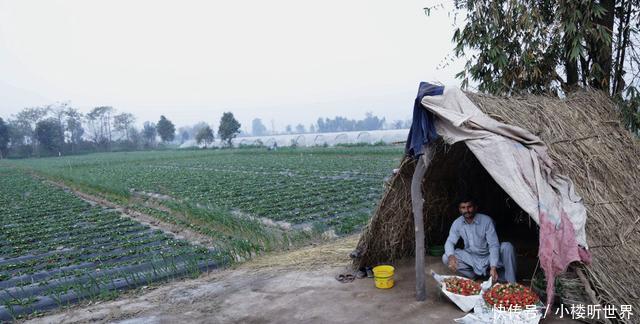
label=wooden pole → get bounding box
[411,145,432,301]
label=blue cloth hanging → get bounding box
[405,82,444,158]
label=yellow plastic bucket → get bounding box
[372,265,395,289]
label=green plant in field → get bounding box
[0,146,402,318]
[0,166,223,318]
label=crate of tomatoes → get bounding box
[431,271,492,312]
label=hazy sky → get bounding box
[0,0,464,132]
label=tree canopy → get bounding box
[35,118,64,155]
[443,0,640,133]
[157,115,176,143]
[251,118,268,136]
[86,106,114,149]
[142,122,157,147]
[0,117,9,158]
[218,112,241,147]
[316,112,385,133]
[195,125,215,148]
[114,113,136,142]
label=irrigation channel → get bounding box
[0,166,224,321]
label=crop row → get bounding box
[10,147,402,233]
[0,166,222,320]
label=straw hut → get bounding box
[353,87,639,323]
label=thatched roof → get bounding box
[354,90,640,322]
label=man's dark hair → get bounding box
[457,194,475,206]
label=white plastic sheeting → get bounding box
[432,271,493,313]
[179,129,409,148]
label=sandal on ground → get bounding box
[335,273,356,283]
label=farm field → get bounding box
[8,146,403,235]
[0,166,222,321]
[0,146,403,319]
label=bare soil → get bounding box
[25,236,578,324]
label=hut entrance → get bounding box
[423,141,540,282]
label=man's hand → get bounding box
[447,255,457,273]
[490,267,498,283]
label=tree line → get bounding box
[0,105,406,158]
[250,112,406,136]
[0,104,241,159]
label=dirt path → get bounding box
[25,236,578,324]
[42,178,218,248]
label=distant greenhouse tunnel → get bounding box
[264,138,277,147]
[334,133,349,145]
[356,132,371,144]
[294,135,306,146]
[314,135,327,146]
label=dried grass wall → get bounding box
[354,90,640,321]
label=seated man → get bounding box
[441,196,517,283]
